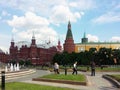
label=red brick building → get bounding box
[0,49,9,63]
[9,34,62,65]
[64,21,75,53]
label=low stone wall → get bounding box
[0,69,36,81]
[32,78,87,86]
[102,74,120,88]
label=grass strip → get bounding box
[0,82,73,90]
[40,74,86,82]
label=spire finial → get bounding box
[84,32,86,38]
[68,20,71,30]
[68,20,71,25]
[11,33,14,42]
[32,31,35,39]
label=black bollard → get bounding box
[65,66,67,75]
[1,71,5,90]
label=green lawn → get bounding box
[77,66,120,72]
[108,74,120,82]
[96,67,120,72]
[0,82,73,90]
[40,74,86,82]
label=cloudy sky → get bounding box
[0,0,120,52]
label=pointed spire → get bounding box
[57,39,62,52]
[68,20,71,30]
[11,34,14,42]
[82,31,88,43]
[31,31,36,46]
[83,32,86,38]
[66,21,73,39]
[32,31,35,39]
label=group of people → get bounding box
[53,61,96,76]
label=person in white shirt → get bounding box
[54,62,59,74]
[72,61,77,75]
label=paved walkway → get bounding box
[7,70,120,90]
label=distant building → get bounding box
[64,21,120,53]
[1,21,120,64]
[9,34,62,65]
[0,49,9,63]
[75,32,120,52]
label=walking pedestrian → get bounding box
[91,61,95,76]
[54,62,60,74]
[72,61,77,75]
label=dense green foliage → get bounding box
[2,82,73,90]
[40,74,86,82]
[53,48,120,65]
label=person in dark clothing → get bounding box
[72,61,77,75]
[91,61,95,76]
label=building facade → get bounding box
[9,34,62,65]
[75,32,120,52]
[75,42,120,53]
[63,21,120,53]
[0,49,9,63]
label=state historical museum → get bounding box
[9,34,62,65]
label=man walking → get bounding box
[91,61,95,76]
[72,61,77,75]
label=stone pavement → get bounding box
[7,70,120,90]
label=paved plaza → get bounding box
[7,70,120,90]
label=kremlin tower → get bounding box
[63,21,75,53]
[57,39,62,52]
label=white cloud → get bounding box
[12,28,18,33]
[7,12,49,28]
[87,34,99,42]
[0,34,10,52]
[0,46,8,53]
[49,5,82,25]
[0,0,95,11]
[7,12,59,45]
[0,10,11,22]
[69,0,96,10]
[110,36,120,42]
[93,12,120,24]
[69,2,77,8]
[0,0,96,25]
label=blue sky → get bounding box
[0,0,120,52]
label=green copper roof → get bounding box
[66,21,73,39]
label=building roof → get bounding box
[75,42,120,45]
[15,41,55,49]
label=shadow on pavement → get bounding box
[99,86,119,90]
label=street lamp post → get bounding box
[65,65,67,75]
